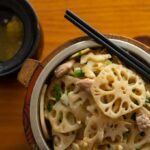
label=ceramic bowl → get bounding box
[0,0,40,76]
[18,35,150,150]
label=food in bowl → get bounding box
[39,46,150,150]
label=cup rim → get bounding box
[29,35,150,150]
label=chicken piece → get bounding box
[54,60,75,78]
[136,109,150,131]
[76,78,94,94]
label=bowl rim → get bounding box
[30,35,150,150]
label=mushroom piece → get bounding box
[55,60,75,78]
[136,108,150,131]
[76,78,94,94]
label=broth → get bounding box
[0,16,24,62]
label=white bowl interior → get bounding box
[30,38,150,150]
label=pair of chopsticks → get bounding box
[64,10,150,81]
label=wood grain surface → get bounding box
[0,0,150,149]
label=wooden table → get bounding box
[0,0,150,149]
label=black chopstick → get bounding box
[64,10,150,80]
[65,10,150,74]
[66,10,150,73]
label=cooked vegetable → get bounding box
[73,68,85,77]
[123,131,129,140]
[145,98,150,104]
[70,48,91,59]
[53,84,62,101]
[105,60,112,65]
[47,102,54,112]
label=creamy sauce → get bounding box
[0,16,24,62]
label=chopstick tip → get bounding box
[64,9,73,18]
[65,9,70,14]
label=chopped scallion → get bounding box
[123,131,129,140]
[78,51,82,57]
[73,69,84,77]
[47,102,53,112]
[106,60,112,65]
[145,98,150,104]
[53,84,62,101]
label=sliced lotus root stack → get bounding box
[86,104,131,142]
[91,64,146,118]
[84,115,104,145]
[121,125,150,149]
[46,75,79,100]
[52,131,76,150]
[104,120,130,142]
[68,91,90,122]
[48,101,81,133]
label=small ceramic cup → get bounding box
[18,35,150,150]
